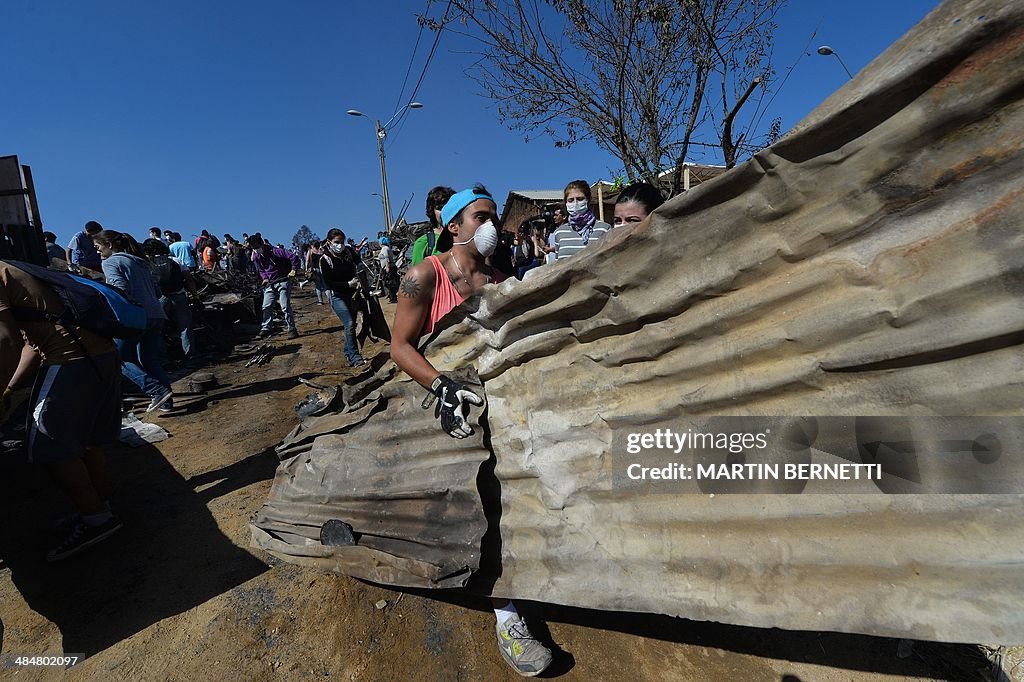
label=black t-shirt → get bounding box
[143,238,170,256]
[227,244,248,270]
[319,249,357,298]
[150,254,185,296]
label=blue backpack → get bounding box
[4,260,147,339]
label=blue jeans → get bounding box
[328,292,363,364]
[312,270,327,304]
[115,320,172,399]
[261,280,296,333]
[161,291,194,358]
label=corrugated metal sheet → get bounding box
[507,190,566,201]
[253,0,1024,645]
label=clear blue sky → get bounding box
[2,0,939,249]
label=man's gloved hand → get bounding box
[427,375,483,439]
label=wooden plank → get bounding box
[22,164,42,229]
[0,155,30,226]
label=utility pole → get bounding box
[375,120,392,232]
[347,102,423,236]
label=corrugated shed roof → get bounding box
[507,190,565,202]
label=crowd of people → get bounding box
[501,179,665,280]
[2,224,321,559]
[3,177,666,676]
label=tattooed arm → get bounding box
[390,260,442,389]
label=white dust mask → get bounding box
[454,219,498,258]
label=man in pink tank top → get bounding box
[390,185,553,677]
[392,184,504,412]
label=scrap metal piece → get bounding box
[253,0,1024,645]
[244,344,274,368]
[295,385,338,420]
[320,519,357,547]
[187,371,218,393]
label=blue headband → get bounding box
[440,189,493,227]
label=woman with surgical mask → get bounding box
[319,228,367,367]
[551,179,612,261]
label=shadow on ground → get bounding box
[385,586,993,680]
[188,448,280,503]
[0,439,269,659]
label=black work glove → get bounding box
[425,375,483,439]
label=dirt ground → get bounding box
[0,285,1010,681]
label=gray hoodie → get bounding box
[101,253,168,321]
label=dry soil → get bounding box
[0,286,1006,681]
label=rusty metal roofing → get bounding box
[253,0,1024,645]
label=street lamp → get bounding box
[370,192,385,220]
[347,102,424,234]
[817,45,854,80]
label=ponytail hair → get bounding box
[93,229,144,257]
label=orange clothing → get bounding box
[422,256,464,336]
[420,255,506,336]
[202,246,217,270]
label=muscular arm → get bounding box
[389,261,440,389]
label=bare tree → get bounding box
[445,0,784,195]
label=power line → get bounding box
[393,0,430,114]
[406,0,451,106]
[743,19,823,147]
[388,1,449,145]
[387,0,452,148]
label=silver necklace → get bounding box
[449,252,491,288]
[449,252,471,287]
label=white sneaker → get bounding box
[495,613,553,677]
[146,389,173,413]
